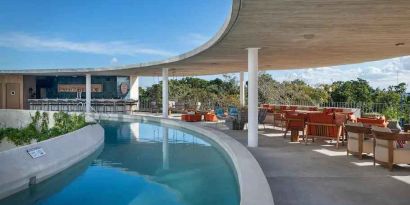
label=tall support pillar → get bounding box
[130,75,140,111]
[162,68,169,118]
[247,48,259,147]
[239,71,245,107]
[162,127,169,170]
[85,73,91,113]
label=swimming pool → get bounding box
[0,120,240,205]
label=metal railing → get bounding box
[271,100,410,118]
[28,99,138,113]
[138,98,410,117]
[138,98,218,113]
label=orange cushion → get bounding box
[334,113,348,125]
[289,106,298,111]
[286,114,306,129]
[357,118,387,127]
[186,115,194,122]
[323,108,335,115]
[204,113,217,121]
[307,113,339,137]
[195,114,202,121]
[334,108,344,113]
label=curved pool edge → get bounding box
[89,113,274,205]
[0,124,105,200]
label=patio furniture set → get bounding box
[179,106,268,131]
[265,104,410,170]
[180,111,218,122]
[177,103,409,170]
[263,105,354,147]
[346,121,410,171]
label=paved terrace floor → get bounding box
[135,113,410,205]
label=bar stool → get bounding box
[106,100,113,112]
[44,99,51,111]
[61,99,68,111]
[118,100,125,112]
[98,99,104,112]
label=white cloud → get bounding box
[0,32,175,57]
[110,57,118,64]
[180,33,209,46]
[269,56,410,91]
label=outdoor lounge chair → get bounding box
[345,122,373,159]
[224,108,248,130]
[228,106,239,117]
[372,126,410,170]
[172,101,186,113]
[273,113,287,130]
[215,107,226,127]
[283,112,306,142]
[215,107,225,117]
[150,101,160,113]
[305,113,343,148]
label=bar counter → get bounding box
[28,99,138,113]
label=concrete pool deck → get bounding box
[130,112,410,205]
[203,124,410,205]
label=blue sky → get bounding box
[0,0,230,68]
[0,0,409,90]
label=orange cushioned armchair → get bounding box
[204,113,217,122]
[305,113,343,148]
[181,112,202,122]
[283,112,307,140]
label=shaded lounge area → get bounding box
[198,121,410,205]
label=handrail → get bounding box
[76,101,85,112]
[89,106,101,123]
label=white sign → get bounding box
[27,147,46,159]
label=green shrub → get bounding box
[0,111,88,146]
[383,106,400,121]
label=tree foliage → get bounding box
[140,73,408,117]
[140,75,240,108]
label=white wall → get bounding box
[0,109,57,128]
[0,124,104,199]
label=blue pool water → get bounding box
[1,120,240,205]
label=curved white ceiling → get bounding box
[2,0,410,76]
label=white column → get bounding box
[130,75,140,110]
[162,127,169,170]
[85,73,91,113]
[162,68,169,118]
[247,48,259,147]
[239,71,245,107]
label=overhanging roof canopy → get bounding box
[1,0,409,76]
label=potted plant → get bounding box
[383,106,402,131]
[225,106,247,130]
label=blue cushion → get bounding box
[215,108,224,116]
[228,107,239,116]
